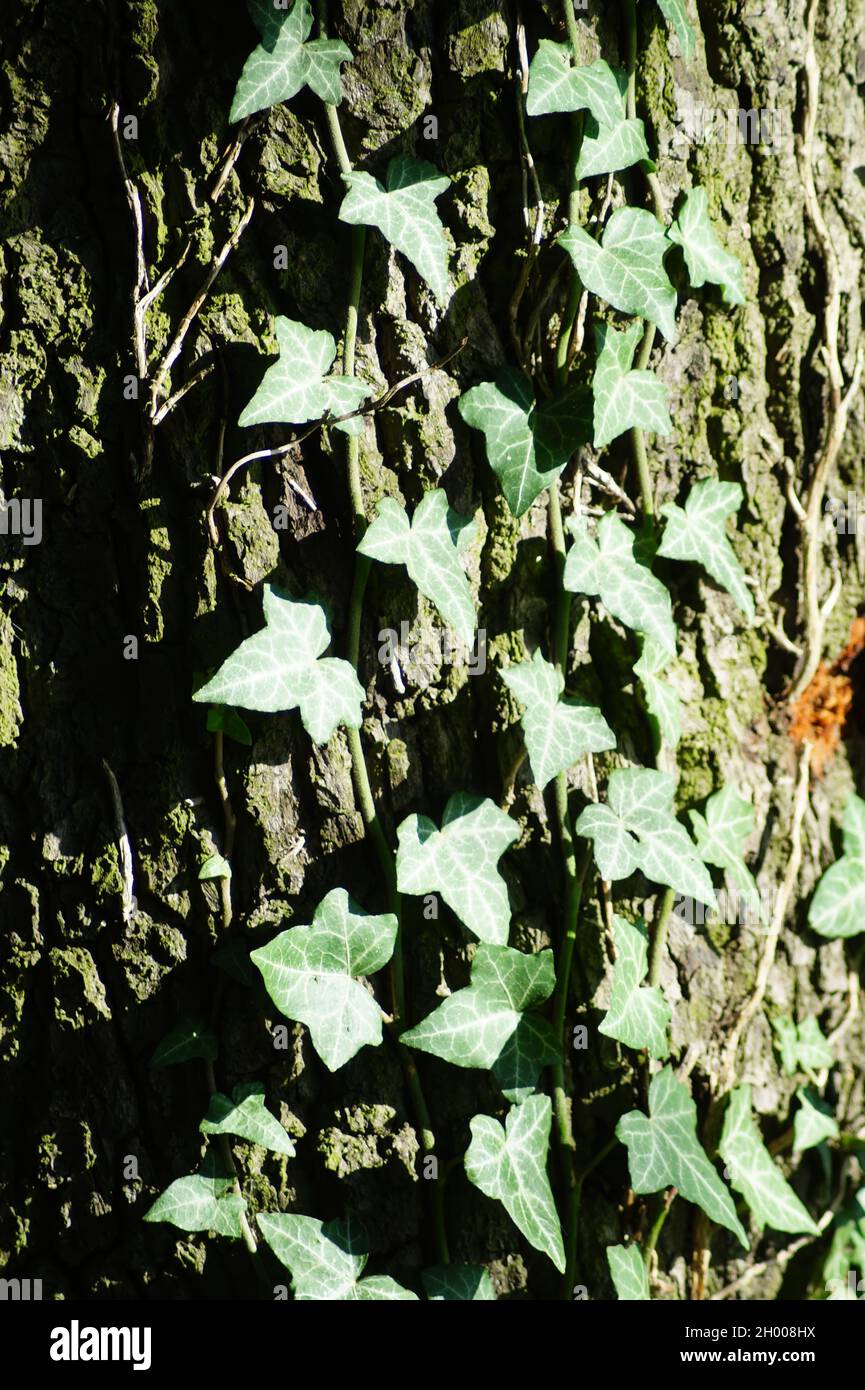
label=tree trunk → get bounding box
[0,0,863,1301]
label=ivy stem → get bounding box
[648,885,675,989]
[556,3,585,378]
[320,42,448,1264]
[643,1188,676,1267]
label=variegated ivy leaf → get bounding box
[193,587,364,745]
[525,49,649,179]
[808,793,865,939]
[607,1244,650,1300]
[250,889,397,1071]
[592,322,672,449]
[719,1086,820,1236]
[358,490,477,647]
[617,1067,747,1245]
[772,1015,833,1077]
[634,638,681,748]
[599,916,671,1059]
[793,1087,839,1154]
[339,155,451,303]
[465,1094,565,1272]
[657,0,696,61]
[144,1157,245,1238]
[230,0,353,122]
[558,208,678,342]
[658,480,754,618]
[422,1265,496,1301]
[564,512,676,657]
[258,1212,418,1300]
[500,651,615,790]
[396,793,519,945]
[459,368,592,517]
[576,769,717,907]
[688,786,764,921]
[668,187,744,305]
[237,316,370,436]
[401,945,558,1103]
[200,1081,296,1156]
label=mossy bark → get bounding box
[0,0,863,1299]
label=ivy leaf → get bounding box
[200,1082,296,1156]
[771,1015,800,1077]
[459,368,592,517]
[230,0,353,122]
[206,705,253,746]
[795,1017,834,1074]
[199,853,231,881]
[396,793,519,945]
[658,480,754,618]
[339,155,451,303]
[808,794,865,939]
[258,1212,418,1300]
[607,1244,650,1300]
[151,1016,217,1067]
[525,48,648,178]
[401,945,558,1103]
[465,1094,565,1272]
[558,208,678,342]
[564,513,677,656]
[668,187,744,305]
[634,638,681,748]
[599,916,671,1059]
[794,1087,839,1154]
[251,888,397,1071]
[688,786,764,921]
[617,1067,747,1245]
[144,1161,245,1238]
[592,322,672,448]
[500,651,616,790]
[719,1086,820,1236]
[576,769,717,907]
[193,587,364,746]
[237,317,370,436]
[358,490,477,647]
[656,0,696,61]
[422,1265,496,1300]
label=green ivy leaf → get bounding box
[658,480,754,618]
[607,1244,650,1300]
[668,187,744,305]
[558,208,678,342]
[339,155,451,303]
[719,1086,820,1236]
[771,1015,800,1077]
[459,368,591,517]
[357,490,477,647]
[199,853,231,881]
[465,1094,565,1271]
[251,889,397,1071]
[823,1190,865,1292]
[206,705,253,746]
[421,1265,496,1300]
[193,587,364,746]
[230,0,353,122]
[258,1212,418,1300]
[772,1015,833,1077]
[599,916,671,1059]
[793,1087,839,1154]
[150,1016,217,1067]
[576,769,717,907]
[634,638,681,748]
[500,650,615,790]
[592,322,672,448]
[401,944,558,1103]
[656,0,697,60]
[808,794,865,939]
[144,1162,245,1238]
[688,785,764,921]
[396,793,519,945]
[617,1067,747,1245]
[564,513,677,656]
[237,317,370,435]
[525,51,649,179]
[200,1081,296,1156]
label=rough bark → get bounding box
[0,0,863,1300]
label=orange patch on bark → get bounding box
[791,616,865,776]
